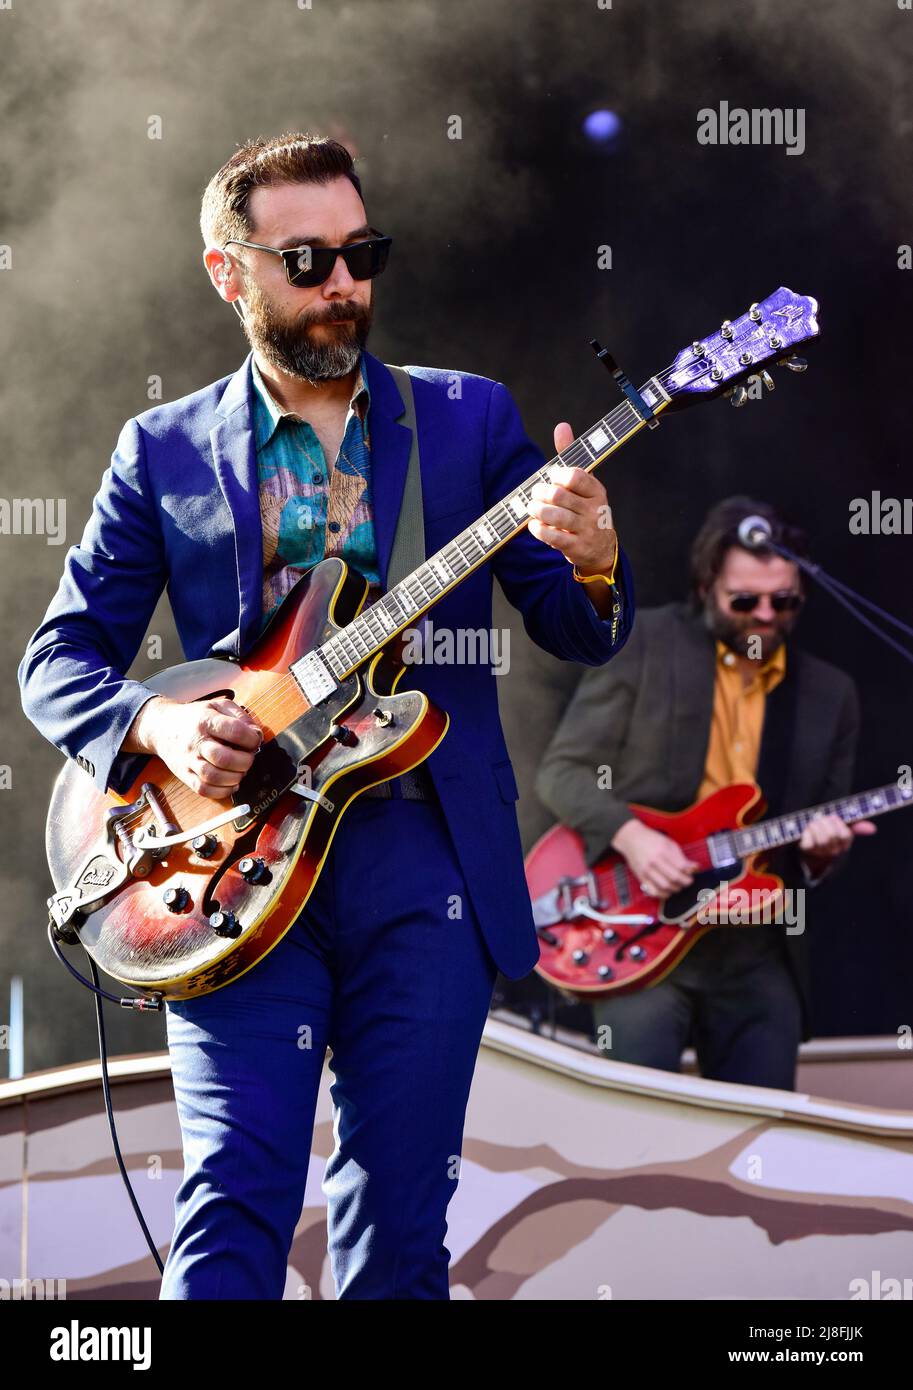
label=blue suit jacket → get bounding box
[19,349,635,978]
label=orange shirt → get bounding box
[697,641,786,799]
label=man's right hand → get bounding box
[123,695,263,799]
[610,818,699,900]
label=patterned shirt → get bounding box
[251,355,380,630]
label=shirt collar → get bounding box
[250,354,371,451]
[716,638,787,691]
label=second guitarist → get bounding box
[536,496,874,1091]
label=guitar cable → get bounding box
[46,918,166,1276]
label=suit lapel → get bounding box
[209,353,263,658]
[361,351,413,590]
[757,649,801,817]
[669,606,717,802]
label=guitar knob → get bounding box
[571,948,589,965]
[728,385,748,408]
[209,909,241,938]
[162,885,189,912]
[191,834,217,858]
[238,856,271,885]
[329,722,358,746]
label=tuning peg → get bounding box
[759,370,775,392]
[727,385,749,408]
[784,355,807,372]
[720,319,734,340]
[748,303,762,322]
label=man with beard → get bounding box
[18,132,634,1298]
[536,496,875,1090]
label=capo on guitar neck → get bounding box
[590,339,660,429]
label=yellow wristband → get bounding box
[572,534,619,587]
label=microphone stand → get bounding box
[762,537,913,668]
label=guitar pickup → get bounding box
[291,650,337,705]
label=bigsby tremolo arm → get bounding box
[131,801,250,851]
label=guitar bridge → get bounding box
[558,871,604,917]
[532,871,604,930]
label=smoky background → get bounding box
[1,0,912,1069]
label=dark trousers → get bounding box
[159,790,498,1300]
[591,925,803,1090]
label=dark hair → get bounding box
[200,131,364,249]
[688,495,809,611]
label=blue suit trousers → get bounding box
[159,789,498,1300]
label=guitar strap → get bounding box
[383,364,426,589]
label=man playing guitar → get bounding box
[19,132,633,1299]
[536,496,875,1090]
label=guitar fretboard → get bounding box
[306,377,670,683]
[709,782,913,867]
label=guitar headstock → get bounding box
[664,287,820,409]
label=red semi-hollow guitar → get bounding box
[526,780,912,998]
[44,288,820,1000]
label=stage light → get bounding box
[583,109,622,144]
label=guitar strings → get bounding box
[597,785,903,906]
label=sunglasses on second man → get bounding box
[726,590,804,614]
[222,233,392,288]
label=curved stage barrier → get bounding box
[1,1020,911,1300]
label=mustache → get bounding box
[300,303,368,328]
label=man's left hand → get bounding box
[799,812,877,874]
[526,423,617,580]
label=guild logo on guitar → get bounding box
[77,858,117,890]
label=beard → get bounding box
[702,592,799,662]
[238,278,373,382]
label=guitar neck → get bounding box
[711,782,913,862]
[313,375,671,681]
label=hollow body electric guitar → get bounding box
[527,780,913,999]
[46,288,820,1000]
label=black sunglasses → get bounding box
[223,234,392,288]
[727,590,804,613]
